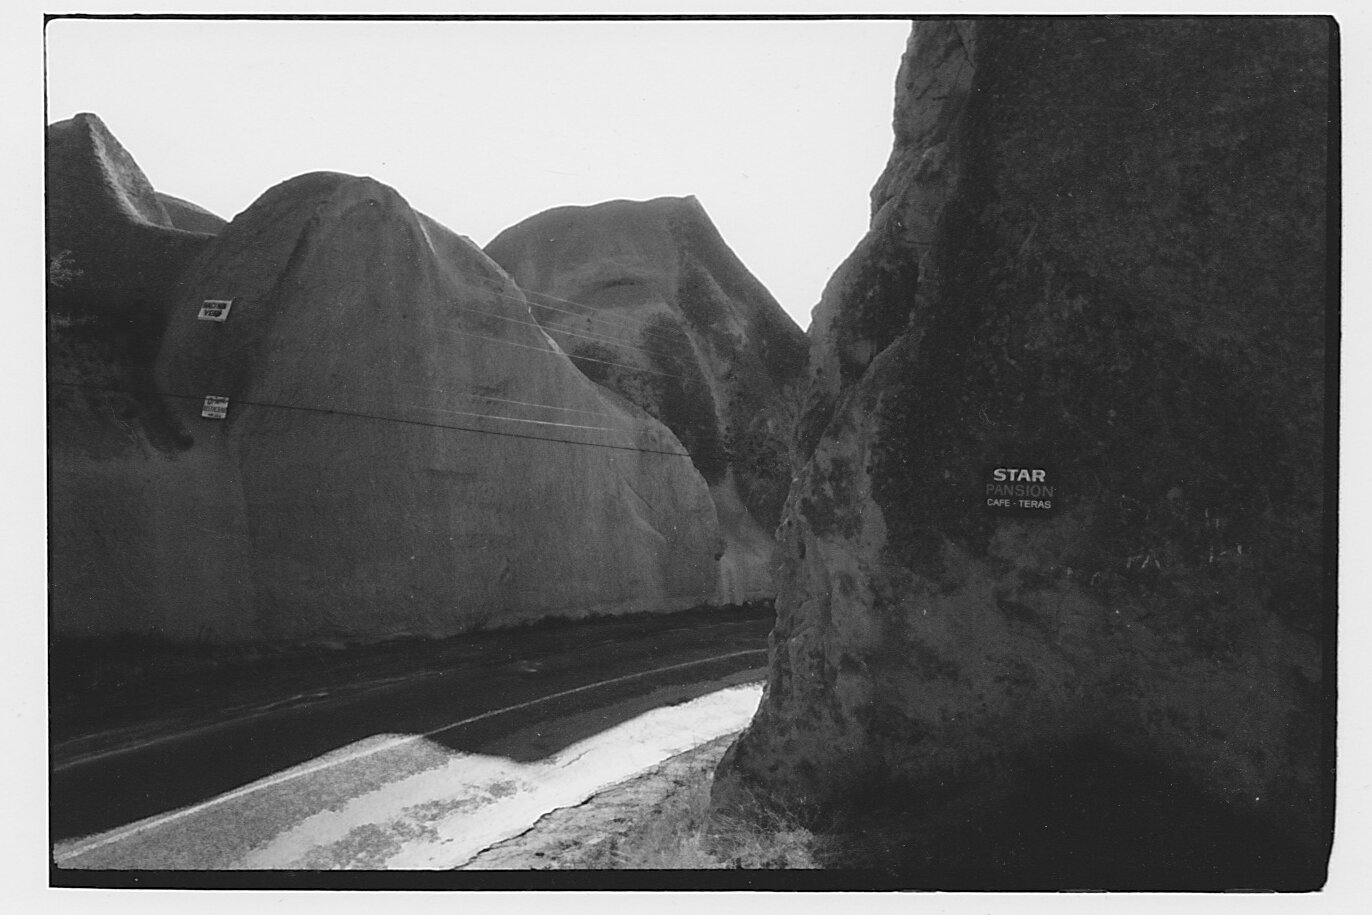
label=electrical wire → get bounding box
[384,380,639,421]
[335,392,644,435]
[448,299,686,363]
[509,282,690,338]
[481,284,688,346]
[48,380,691,458]
[431,324,681,379]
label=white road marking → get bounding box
[54,619,764,772]
[54,648,766,864]
[53,688,357,773]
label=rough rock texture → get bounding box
[462,732,740,870]
[485,198,808,603]
[46,114,216,324]
[51,168,723,643]
[156,192,228,235]
[46,114,220,446]
[48,114,226,625]
[714,19,1331,887]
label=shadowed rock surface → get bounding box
[46,114,221,447]
[46,113,217,324]
[486,197,808,604]
[48,113,225,598]
[713,19,1331,889]
[51,160,723,642]
[156,192,229,235]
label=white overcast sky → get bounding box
[44,16,913,330]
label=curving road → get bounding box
[51,605,773,868]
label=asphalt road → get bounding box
[51,605,773,846]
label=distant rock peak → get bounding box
[49,112,173,228]
[487,196,808,604]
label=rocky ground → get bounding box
[460,734,737,869]
[464,727,1319,888]
[460,732,802,870]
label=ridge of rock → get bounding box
[156,192,228,234]
[46,113,218,322]
[47,112,174,228]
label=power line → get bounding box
[49,380,691,458]
[449,299,686,363]
[515,290,688,345]
[482,284,687,346]
[512,282,685,336]
[385,380,639,421]
[335,392,645,435]
[432,324,681,379]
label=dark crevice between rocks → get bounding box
[568,326,728,485]
[48,293,194,456]
[833,224,921,388]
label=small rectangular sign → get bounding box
[201,395,230,419]
[983,464,1058,515]
[198,299,233,321]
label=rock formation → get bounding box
[48,113,224,630]
[46,113,221,431]
[46,113,219,323]
[485,197,808,604]
[156,192,229,235]
[51,146,723,641]
[713,19,1331,888]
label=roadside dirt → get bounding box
[460,733,737,869]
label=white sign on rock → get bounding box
[201,395,230,420]
[198,299,234,321]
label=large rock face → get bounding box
[46,114,223,443]
[48,114,224,630]
[51,167,722,642]
[714,19,1330,886]
[485,197,808,604]
[156,192,229,235]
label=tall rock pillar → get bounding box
[714,19,1331,887]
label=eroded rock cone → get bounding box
[46,112,225,428]
[48,114,230,633]
[712,19,1331,889]
[486,197,808,604]
[46,112,224,323]
[53,170,721,643]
